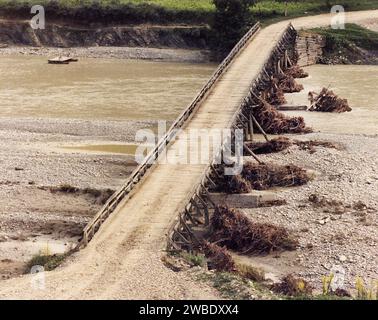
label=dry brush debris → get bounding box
[211,162,311,194]
[278,75,304,93]
[245,137,292,154]
[261,68,305,105]
[272,274,313,296]
[211,174,250,194]
[201,241,235,272]
[209,206,299,255]
[242,163,312,191]
[309,88,352,113]
[253,101,312,134]
[285,65,309,79]
[261,80,287,106]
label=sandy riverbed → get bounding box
[242,132,377,293]
[0,117,154,279]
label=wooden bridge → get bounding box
[79,22,298,249]
[76,10,378,253]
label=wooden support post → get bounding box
[244,127,249,142]
[205,174,217,188]
[243,143,264,164]
[202,187,216,207]
[196,193,209,226]
[287,54,293,67]
[185,208,197,226]
[284,50,288,69]
[249,114,254,141]
[83,232,88,246]
[210,164,221,179]
[277,60,284,75]
[251,114,269,142]
[190,198,202,218]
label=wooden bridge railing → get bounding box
[78,22,262,248]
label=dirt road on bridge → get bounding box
[1,10,377,299]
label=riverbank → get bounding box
[0,45,212,63]
[307,24,378,65]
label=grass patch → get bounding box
[198,271,253,299]
[236,263,265,282]
[0,1,377,25]
[26,252,69,272]
[310,24,378,52]
[180,251,206,267]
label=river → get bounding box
[0,56,216,121]
[1,58,377,156]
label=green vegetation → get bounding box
[180,252,206,267]
[304,24,378,64]
[252,0,378,23]
[311,23,378,52]
[0,1,377,25]
[26,253,68,272]
[212,0,255,56]
[0,1,377,57]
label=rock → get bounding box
[338,255,347,262]
[317,216,330,225]
[322,263,331,270]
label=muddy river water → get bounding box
[0,56,216,121]
[0,57,377,154]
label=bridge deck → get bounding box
[1,10,377,299]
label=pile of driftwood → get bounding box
[261,83,287,105]
[309,88,352,113]
[219,175,251,194]
[212,162,311,193]
[241,163,311,191]
[245,137,292,154]
[253,100,312,134]
[285,65,309,79]
[209,206,299,255]
[279,75,304,93]
[201,241,235,272]
[212,174,249,194]
[262,66,307,105]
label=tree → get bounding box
[212,0,256,57]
